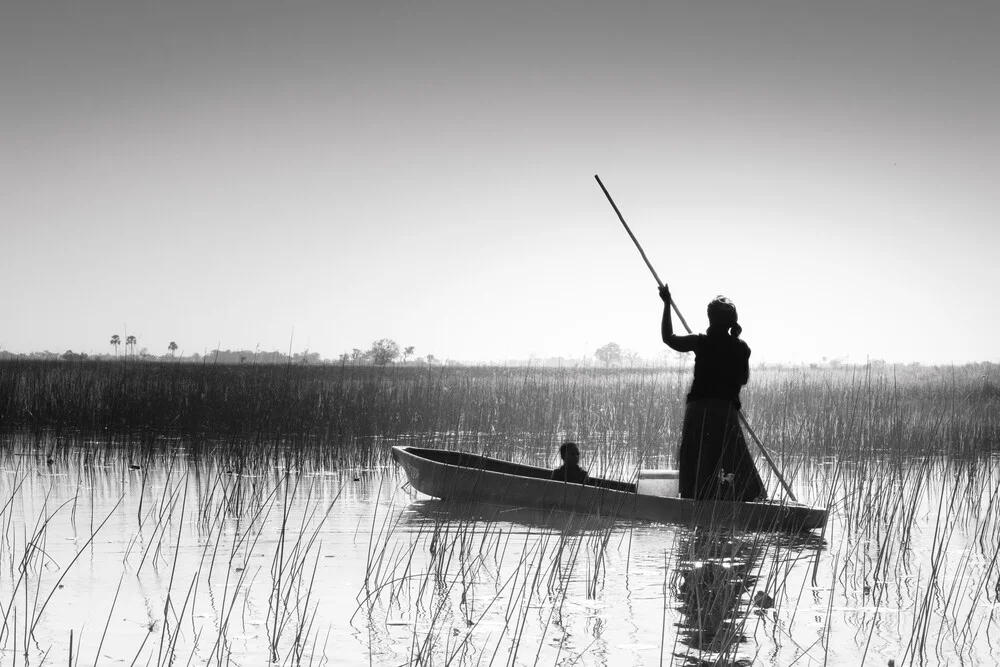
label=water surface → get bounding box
[2,437,997,666]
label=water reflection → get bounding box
[670,528,826,666]
[402,498,620,534]
[19,429,996,666]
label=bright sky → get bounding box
[2,1,997,364]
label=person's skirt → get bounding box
[678,398,766,501]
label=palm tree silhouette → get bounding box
[168,341,178,357]
[126,335,137,359]
[110,335,121,357]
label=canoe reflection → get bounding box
[402,498,619,533]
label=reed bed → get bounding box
[0,442,339,665]
[0,359,997,664]
[3,359,995,467]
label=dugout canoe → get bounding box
[391,446,827,533]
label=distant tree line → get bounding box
[337,339,433,367]
[0,334,912,369]
[594,341,651,367]
[0,337,431,366]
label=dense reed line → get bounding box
[747,362,1000,459]
[0,360,681,442]
[1,360,995,467]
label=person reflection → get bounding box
[671,529,826,666]
[671,530,761,665]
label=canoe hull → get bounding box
[391,446,827,533]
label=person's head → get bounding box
[559,441,580,466]
[707,296,742,338]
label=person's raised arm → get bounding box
[660,285,698,352]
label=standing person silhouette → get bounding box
[659,285,765,502]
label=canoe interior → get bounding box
[392,446,829,533]
[399,446,637,494]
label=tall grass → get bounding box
[0,360,683,452]
[3,359,995,467]
[0,443,339,665]
[0,359,998,664]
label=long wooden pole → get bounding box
[594,175,662,285]
[594,173,798,503]
[738,412,797,502]
[594,175,693,334]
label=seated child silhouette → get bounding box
[551,442,589,484]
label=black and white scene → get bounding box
[2,1,998,664]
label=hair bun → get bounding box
[707,296,738,326]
